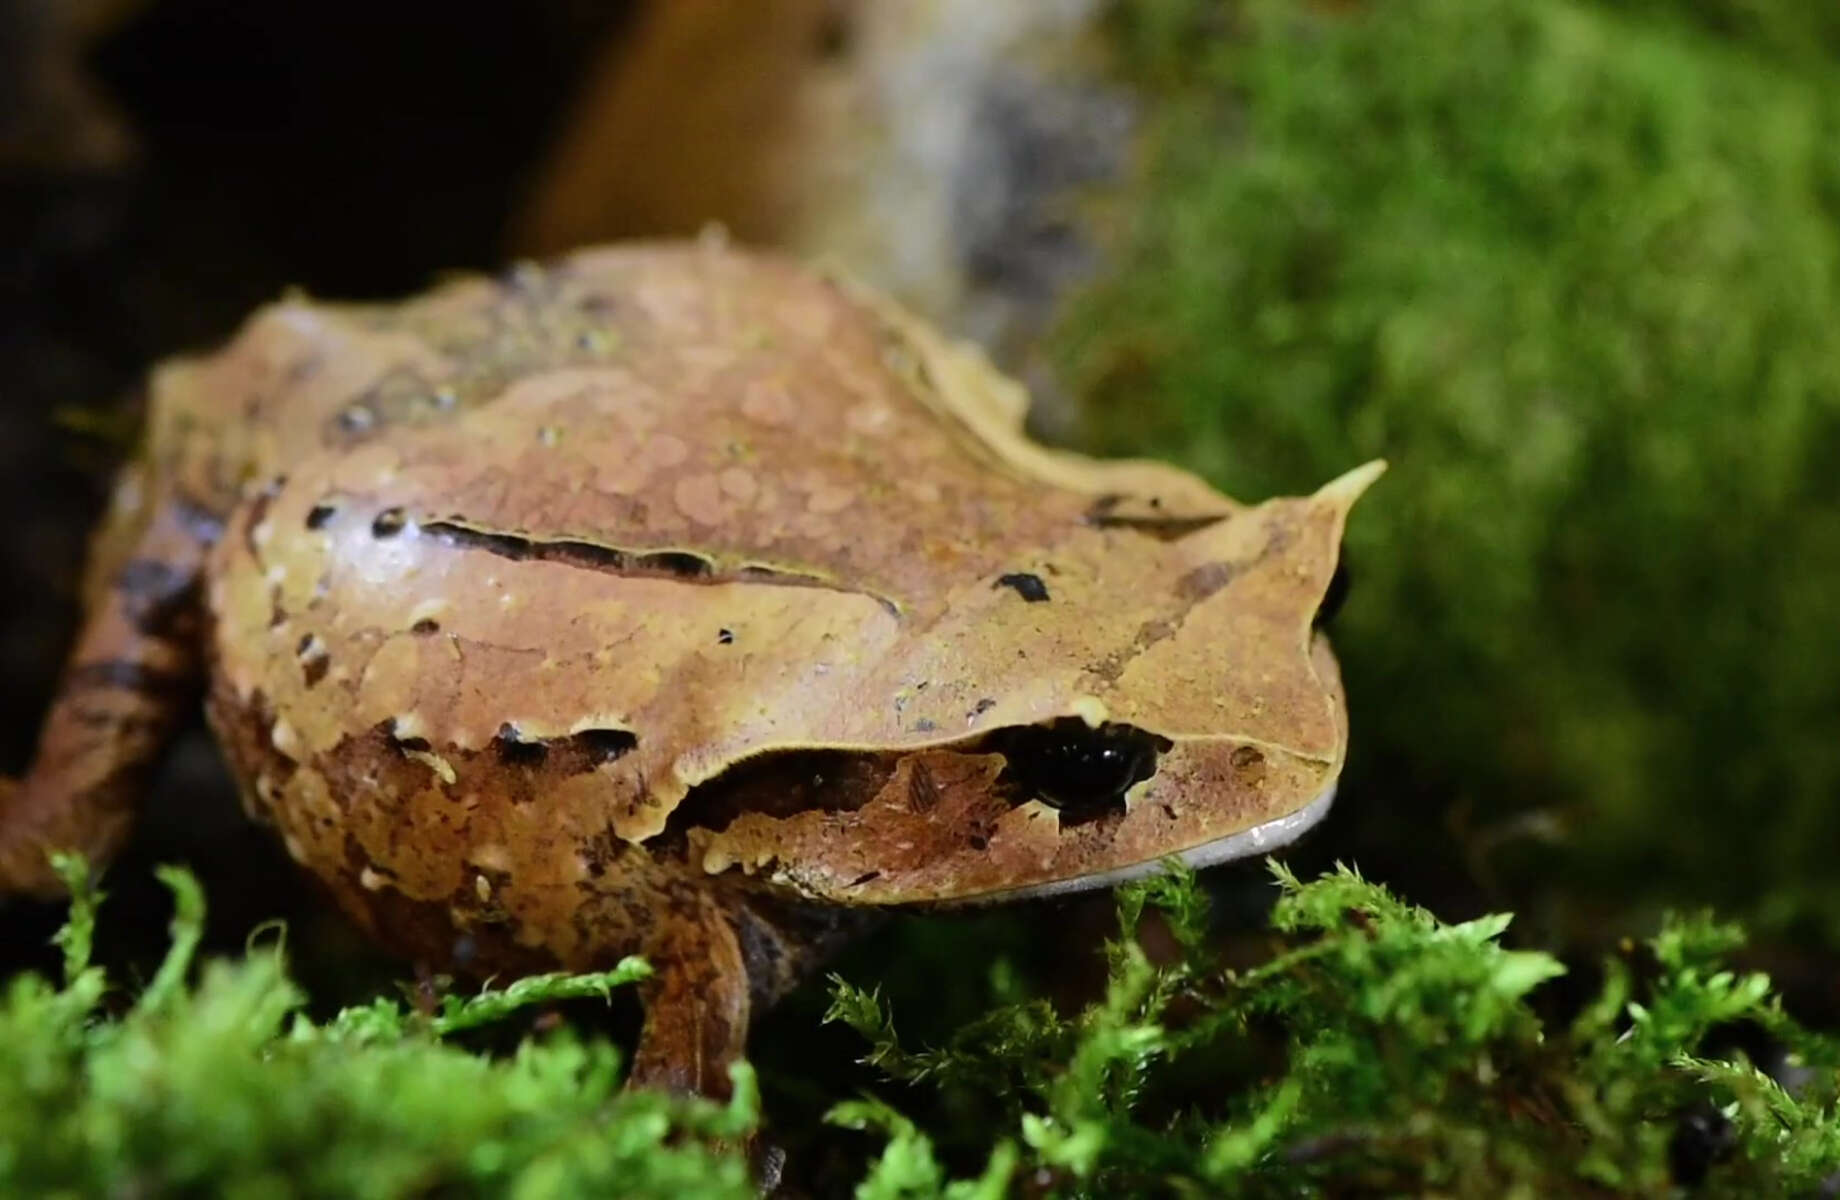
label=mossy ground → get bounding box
[8,0,1840,1193]
[10,856,1840,1195]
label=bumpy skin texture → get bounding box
[1,242,1376,1096]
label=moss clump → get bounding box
[831,861,1840,1196]
[0,857,755,1198]
[9,857,1838,1193]
[1057,0,1840,931]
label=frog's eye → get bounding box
[991,719,1167,824]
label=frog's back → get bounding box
[155,241,1227,530]
[145,244,832,512]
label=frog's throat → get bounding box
[948,781,1338,906]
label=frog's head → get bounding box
[669,459,1381,906]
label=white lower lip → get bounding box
[956,782,1339,905]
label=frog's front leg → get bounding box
[628,889,752,1098]
[0,494,212,896]
[621,885,882,1097]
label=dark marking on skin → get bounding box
[1176,561,1240,603]
[66,659,193,699]
[717,628,734,645]
[1230,744,1267,787]
[1137,616,1180,647]
[1161,802,1178,820]
[968,833,989,851]
[370,718,432,754]
[342,833,390,880]
[306,503,337,530]
[417,518,899,612]
[1084,494,1226,540]
[1085,614,1183,685]
[906,761,941,812]
[970,698,997,719]
[242,480,281,558]
[473,726,637,774]
[372,508,408,538]
[411,619,441,635]
[422,520,711,576]
[848,871,881,887]
[540,726,648,779]
[995,571,1050,602]
[663,748,898,838]
[570,728,639,765]
[212,687,295,826]
[114,558,200,639]
[496,723,548,766]
[296,634,330,687]
[650,551,711,578]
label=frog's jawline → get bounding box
[953,782,1337,906]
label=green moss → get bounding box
[0,857,755,1198]
[1058,0,1840,929]
[831,861,1840,1195]
[12,858,1840,1193]
[1590,0,1840,64]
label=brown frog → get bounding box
[0,241,1380,1095]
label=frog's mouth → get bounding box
[664,719,1341,907]
[664,719,1172,843]
[948,782,1336,906]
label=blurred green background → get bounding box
[1061,0,1840,956]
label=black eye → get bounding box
[991,719,1165,823]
